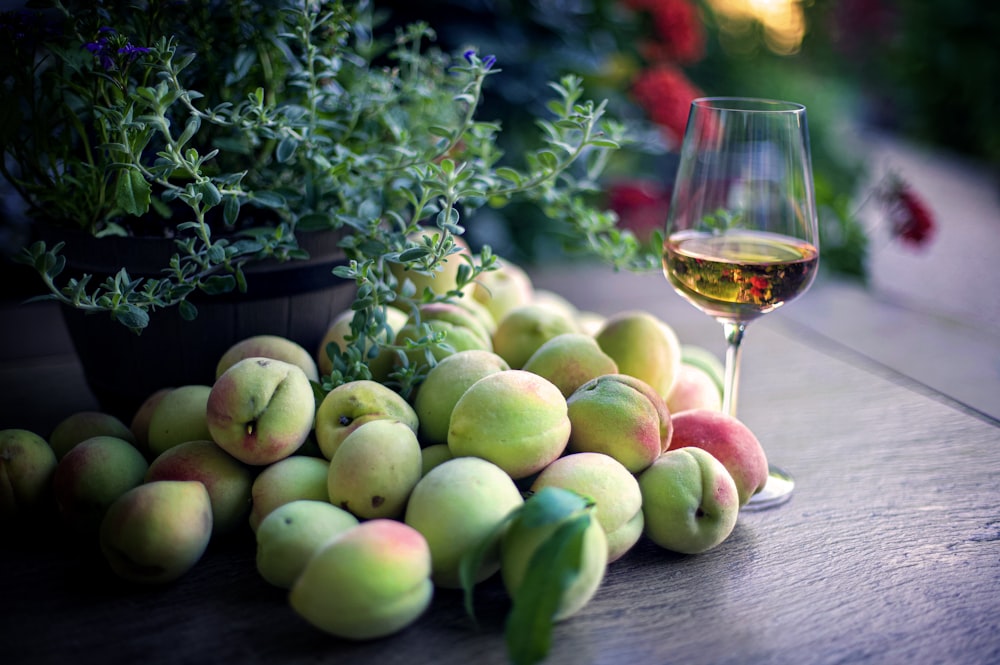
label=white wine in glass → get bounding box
[662,97,820,510]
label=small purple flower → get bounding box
[118,44,151,62]
[84,27,149,70]
[462,49,497,70]
[482,54,496,70]
[463,49,476,63]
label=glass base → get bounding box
[742,464,794,511]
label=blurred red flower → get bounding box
[607,180,672,241]
[624,0,706,65]
[631,64,704,142]
[880,180,936,248]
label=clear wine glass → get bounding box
[662,97,820,510]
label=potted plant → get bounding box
[1,0,651,417]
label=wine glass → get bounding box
[662,97,820,510]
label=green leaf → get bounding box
[505,512,592,665]
[112,304,150,331]
[460,506,522,622]
[249,191,286,209]
[517,486,590,529]
[276,136,298,162]
[200,275,237,295]
[178,300,198,321]
[115,169,152,217]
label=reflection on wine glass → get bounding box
[662,97,820,510]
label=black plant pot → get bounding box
[48,228,355,421]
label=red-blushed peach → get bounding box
[387,228,473,299]
[314,379,419,460]
[248,455,330,532]
[666,409,768,507]
[327,419,423,520]
[681,344,725,396]
[145,440,253,536]
[99,480,213,584]
[595,310,682,399]
[565,374,672,474]
[412,349,510,445]
[289,519,434,640]
[216,334,320,382]
[404,456,524,588]
[0,428,58,521]
[500,487,608,622]
[666,364,723,414]
[471,256,535,324]
[529,452,643,563]
[448,370,570,480]
[147,385,214,458]
[49,411,137,460]
[255,500,359,589]
[638,447,739,554]
[52,435,149,534]
[491,303,580,369]
[522,332,619,398]
[207,358,314,466]
[129,388,172,456]
[317,306,408,380]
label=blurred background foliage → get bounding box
[377,0,994,280]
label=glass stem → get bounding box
[721,321,746,418]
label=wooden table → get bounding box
[2,265,999,665]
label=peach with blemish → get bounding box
[248,455,330,532]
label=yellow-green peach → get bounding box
[595,310,682,399]
[530,289,580,322]
[448,370,570,480]
[566,374,672,473]
[290,519,434,640]
[420,444,453,476]
[413,350,510,445]
[575,311,606,337]
[680,344,725,396]
[666,364,723,414]
[452,293,498,337]
[52,435,148,533]
[491,304,580,370]
[206,358,314,466]
[387,229,472,299]
[471,257,535,324]
[529,452,643,563]
[99,480,213,584]
[638,447,739,554]
[145,440,253,536]
[147,385,214,458]
[404,456,524,588]
[314,379,418,461]
[316,306,408,380]
[327,419,422,520]
[216,334,320,383]
[255,499,359,589]
[49,411,137,460]
[129,388,172,456]
[393,309,493,367]
[500,489,608,621]
[248,455,330,532]
[521,332,619,398]
[0,429,58,521]
[667,409,768,507]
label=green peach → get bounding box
[638,447,739,554]
[289,519,434,640]
[448,370,570,480]
[129,388,172,456]
[566,374,672,473]
[404,456,524,588]
[575,311,606,337]
[248,455,330,532]
[666,363,723,414]
[206,358,314,466]
[387,229,472,298]
[327,419,423,520]
[394,314,493,368]
[680,344,726,396]
[147,385,213,458]
[413,350,510,445]
[52,435,149,533]
[49,411,137,460]
[216,334,320,383]
[100,480,213,584]
[255,499,359,589]
[530,289,580,322]
[595,310,682,399]
[420,444,453,476]
[530,452,643,562]
[522,332,619,398]
[471,257,535,324]
[145,440,253,536]
[491,304,580,369]
[314,379,419,460]
[317,306,408,380]
[0,429,58,521]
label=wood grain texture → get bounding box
[2,265,998,665]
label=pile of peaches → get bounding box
[0,252,769,648]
